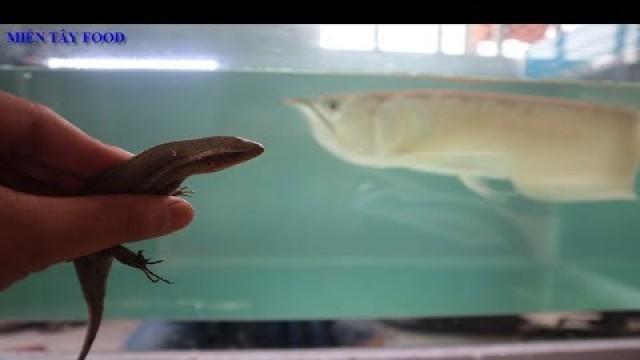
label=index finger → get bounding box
[0,90,130,178]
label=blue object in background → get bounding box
[124,321,344,350]
[524,25,640,78]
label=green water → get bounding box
[1,69,640,320]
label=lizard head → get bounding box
[183,136,265,174]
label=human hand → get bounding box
[0,91,194,290]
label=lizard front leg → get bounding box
[102,246,173,284]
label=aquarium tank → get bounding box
[1,24,640,358]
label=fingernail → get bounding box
[160,197,194,235]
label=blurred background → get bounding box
[1,24,638,80]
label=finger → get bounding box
[0,154,85,195]
[0,91,130,178]
[0,186,194,282]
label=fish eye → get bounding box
[325,99,340,111]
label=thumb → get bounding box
[0,186,193,288]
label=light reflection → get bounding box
[45,58,219,71]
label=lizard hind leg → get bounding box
[133,250,173,284]
[106,246,174,284]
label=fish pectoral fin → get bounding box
[459,175,517,201]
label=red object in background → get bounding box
[471,24,549,44]
[506,24,549,43]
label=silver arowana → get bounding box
[285,90,640,203]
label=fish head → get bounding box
[283,93,389,167]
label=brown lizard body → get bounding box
[72,136,264,360]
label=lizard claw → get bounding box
[134,250,173,284]
[140,251,164,266]
[172,186,194,197]
[142,269,174,284]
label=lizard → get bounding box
[71,136,264,360]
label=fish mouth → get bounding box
[281,97,308,107]
[283,97,338,136]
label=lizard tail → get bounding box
[73,256,113,360]
[77,299,103,360]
